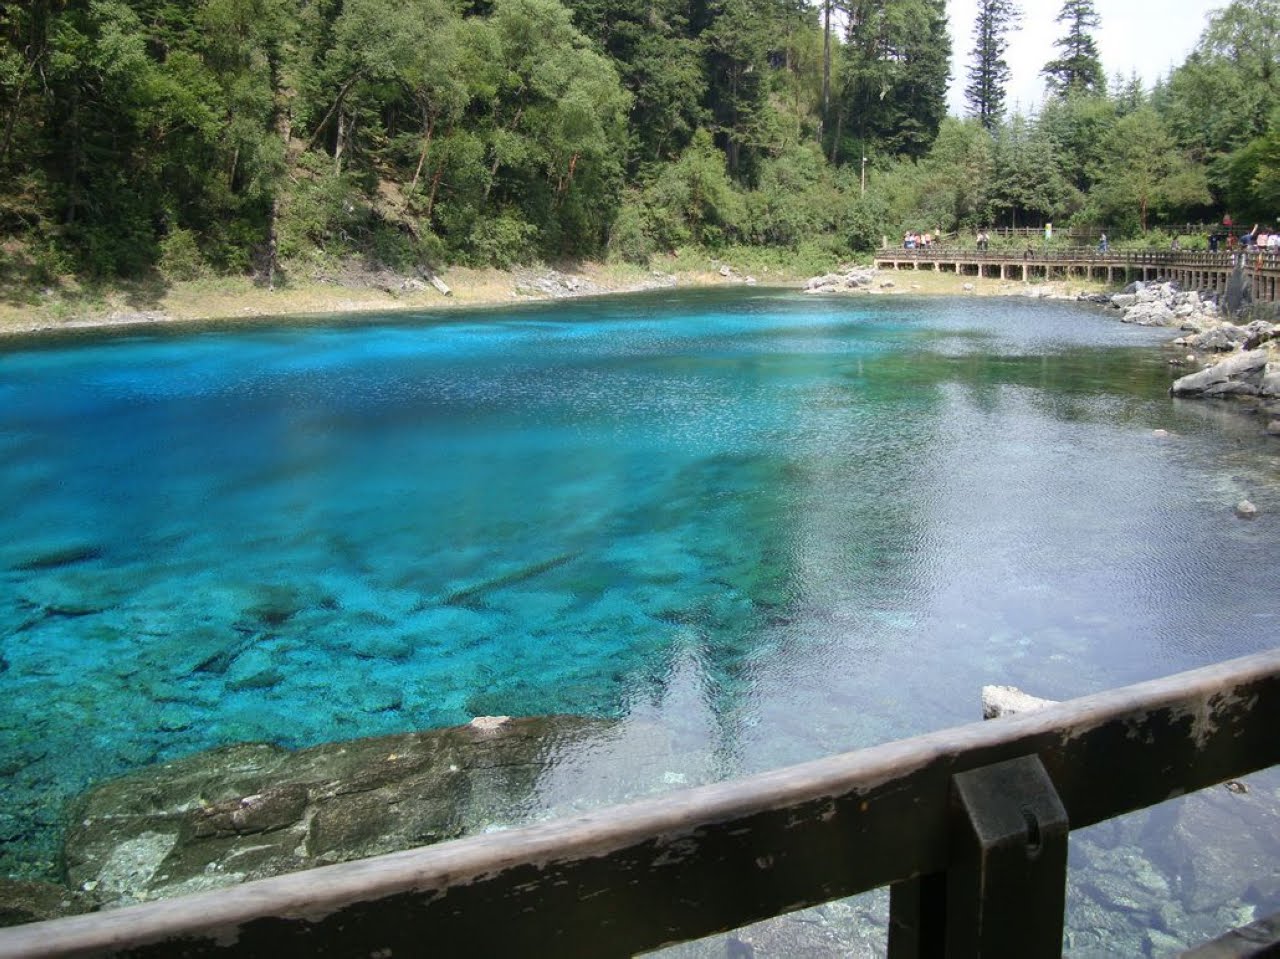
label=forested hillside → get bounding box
[0,0,1277,285]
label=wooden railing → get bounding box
[876,248,1280,268]
[0,649,1278,958]
[968,224,1255,241]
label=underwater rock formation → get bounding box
[62,715,623,909]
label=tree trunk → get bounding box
[483,108,523,201]
[426,165,444,219]
[555,153,579,203]
[265,47,295,291]
[820,0,831,145]
[63,87,82,227]
[0,72,30,166]
[301,71,364,156]
[408,113,436,198]
[334,108,346,174]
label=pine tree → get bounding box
[965,0,1020,129]
[839,0,951,160]
[1041,0,1104,96]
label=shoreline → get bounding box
[0,261,1107,340]
[5,259,1273,425]
[0,262,751,339]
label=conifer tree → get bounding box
[1041,0,1104,96]
[965,0,1020,129]
[839,0,951,160]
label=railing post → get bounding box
[889,872,947,958]
[887,755,1068,959]
[947,755,1068,957]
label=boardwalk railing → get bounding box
[978,223,1257,241]
[873,248,1280,303]
[0,649,1278,958]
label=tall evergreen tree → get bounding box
[560,0,707,168]
[701,0,783,176]
[838,0,951,161]
[965,0,1020,130]
[1041,0,1104,96]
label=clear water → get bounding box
[1,290,1277,947]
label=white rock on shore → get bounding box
[1098,279,1280,406]
[1170,349,1273,397]
[804,267,876,294]
[1109,282,1219,329]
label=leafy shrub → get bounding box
[279,154,368,258]
[606,195,654,265]
[643,130,744,250]
[465,212,538,268]
[844,194,891,254]
[158,228,207,281]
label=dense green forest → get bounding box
[0,0,1277,283]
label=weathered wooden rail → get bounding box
[977,223,1255,241]
[874,249,1280,304]
[1,649,1278,958]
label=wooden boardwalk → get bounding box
[873,248,1280,304]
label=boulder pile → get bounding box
[513,268,606,297]
[1165,307,1280,403]
[804,267,876,294]
[1098,280,1280,413]
[1107,281,1220,329]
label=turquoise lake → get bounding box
[1,289,1277,950]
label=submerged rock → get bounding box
[0,879,96,928]
[62,715,623,908]
[1140,782,1280,914]
[5,540,103,572]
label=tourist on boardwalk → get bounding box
[1097,233,1108,253]
[977,231,989,252]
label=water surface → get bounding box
[1,290,1277,950]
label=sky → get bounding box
[945,0,1231,116]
